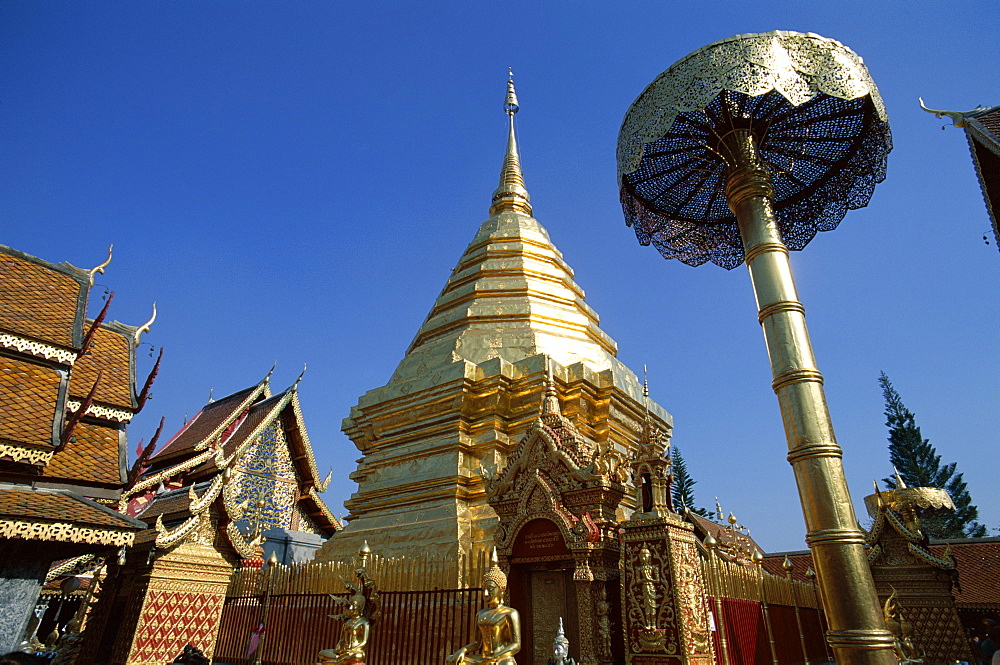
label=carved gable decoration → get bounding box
[487,382,625,557]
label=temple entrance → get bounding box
[509,519,577,665]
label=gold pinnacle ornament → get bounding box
[617,31,894,665]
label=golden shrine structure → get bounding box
[315,72,671,570]
[0,244,150,653]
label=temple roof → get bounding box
[0,485,145,545]
[130,373,339,540]
[922,102,1000,249]
[41,421,125,486]
[0,355,63,450]
[763,536,1000,610]
[70,321,137,410]
[149,381,267,465]
[0,245,89,350]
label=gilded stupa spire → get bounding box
[489,69,532,217]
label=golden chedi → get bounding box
[316,72,671,573]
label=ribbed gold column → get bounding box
[720,129,896,665]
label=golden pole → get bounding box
[719,127,895,665]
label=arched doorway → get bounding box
[509,518,577,665]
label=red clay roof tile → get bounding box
[42,421,124,486]
[0,487,143,530]
[151,385,262,464]
[70,324,134,409]
[0,356,62,448]
[0,249,86,349]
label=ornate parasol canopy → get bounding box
[617,31,892,269]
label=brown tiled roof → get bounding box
[932,539,1000,607]
[0,487,144,530]
[220,394,283,456]
[0,355,61,448]
[42,421,124,486]
[0,248,87,349]
[151,384,262,464]
[135,486,201,523]
[70,324,134,409]
[762,538,1000,608]
[761,551,814,583]
[975,107,1000,136]
[687,511,765,556]
[41,576,93,594]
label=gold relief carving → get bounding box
[674,541,712,655]
[0,518,134,546]
[627,544,678,655]
[596,585,612,661]
[154,512,199,548]
[147,579,228,595]
[0,442,54,465]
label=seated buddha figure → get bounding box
[319,589,371,665]
[446,550,521,665]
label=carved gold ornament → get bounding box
[1,518,134,547]
[0,332,77,365]
[618,31,887,180]
[0,442,55,465]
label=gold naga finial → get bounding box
[919,98,971,128]
[893,466,908,489]
[317,467,333,493]
[88,244,113,288]
[490,69,532,217]
[293,363,307,389]
[133,302,157,348]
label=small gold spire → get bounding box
[490,69,532,217]
[542,360,560,416]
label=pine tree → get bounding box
[878,372,986,539]
[671,445,712,518]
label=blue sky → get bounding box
[3,2,997,552]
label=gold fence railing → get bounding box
[226,549,490,598]
[699,550,819,609]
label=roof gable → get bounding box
[70,322,136,410]
[0,245,89,349]
[150,382,268,465]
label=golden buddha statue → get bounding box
[319,589,371,664]
[446,549,521,665]
[319,542,380,665]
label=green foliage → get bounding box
[878,372,986,539]
[671,445,712,518]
